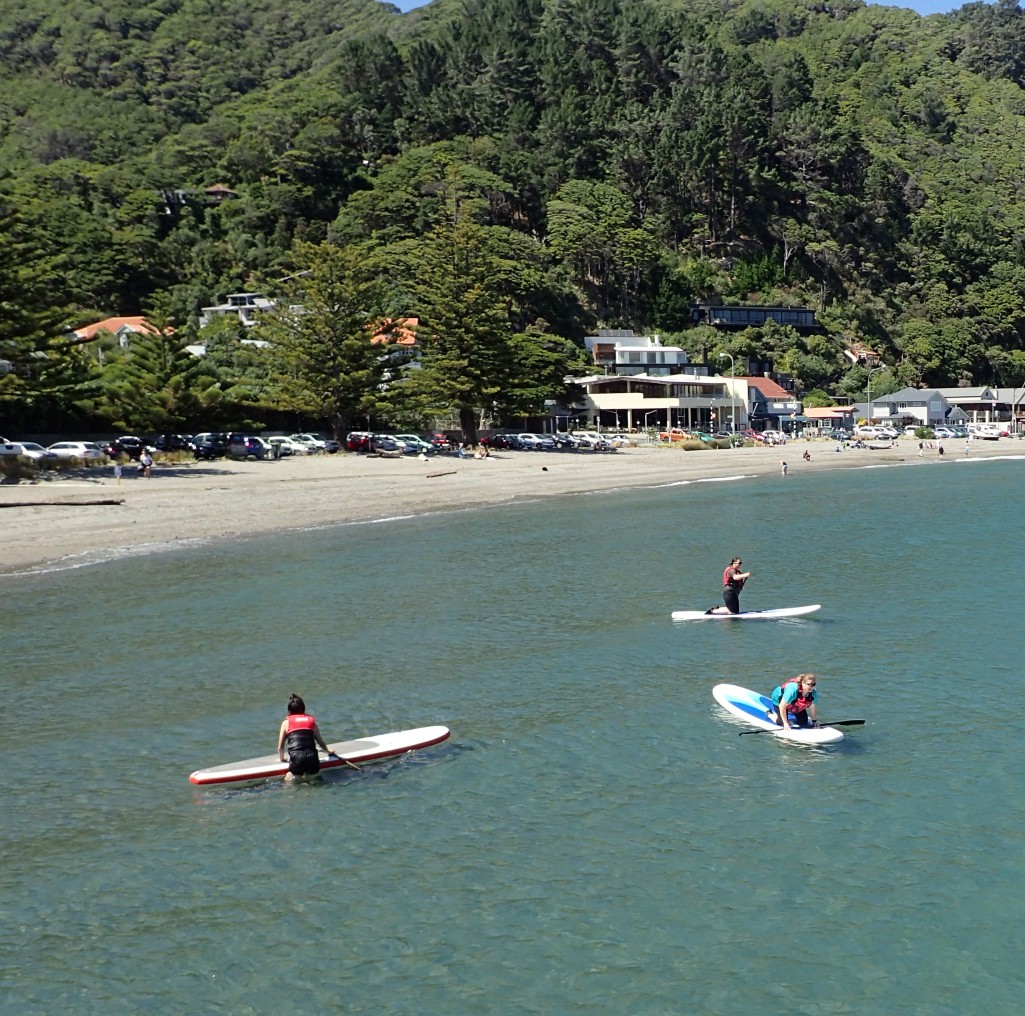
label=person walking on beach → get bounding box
[140,448,153,478]
[780,459,788,477]
[766,673,818,730]
[938,442,944,457]
[277,693,337,782]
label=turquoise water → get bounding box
[4,455,1025,1014]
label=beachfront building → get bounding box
[935,386,1023,430]
[803,406,857,432]
[861,387,964,429]
[744,375,801,432]
[568,372,738,432]
[567,368,808,433]
[860,385,1025,430]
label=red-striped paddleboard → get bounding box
[189,725,450,786]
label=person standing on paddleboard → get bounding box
[277,694,336,782]
[721,556,751,614]
[766,674,818,730]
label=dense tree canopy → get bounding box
[4,0,1025,434]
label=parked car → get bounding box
[604,433,631,447]
[875,426,899,439]
[290,433,327,453]
[194,433,230,459]
[152,434,195,453]
[345,431,371,452]
[487,434,523,450]
[393,434,435,454]
[932,426,954,439]
[11,441,60,466]
[228,434,269,460]
[854,425,879,437]
[266,436,302,456]
[105,435,148,460]
[369,435,404,456]
[516,432,555,450]
[47,441,107,464]
[553,433,579,449]
[572,431,612,450]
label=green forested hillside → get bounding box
[3,0,1025,434]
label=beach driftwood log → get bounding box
[0,498,125,508]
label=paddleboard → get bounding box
[712,683,843,745]
[672,604,821,622]
[189,725,451,786]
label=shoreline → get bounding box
[2,438,1021,576]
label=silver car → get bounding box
[47,441,107,464]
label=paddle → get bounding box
[326,751,363,772]
[738,719,865,736]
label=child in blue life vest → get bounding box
[767,674,818,730]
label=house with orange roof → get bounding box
[71,316,162,351]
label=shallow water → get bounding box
[4,456,1024,1014]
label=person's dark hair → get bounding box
[287,694,306,714]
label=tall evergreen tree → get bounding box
[0,193,91,432]
[259,240,392,437]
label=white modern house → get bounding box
[198,292,276,329]
[583,330,702,377]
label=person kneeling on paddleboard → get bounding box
[767,673,818,730]
[277,694,336,782]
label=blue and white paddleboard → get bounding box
[672,604,821,622]
[712,683,843,745]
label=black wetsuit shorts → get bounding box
[286,729,321,776]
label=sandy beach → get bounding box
[1,437,1019,574]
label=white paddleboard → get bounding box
[672,604,821,622]
[189,725,451,786]
[712,683,843,745]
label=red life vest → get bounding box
[285,712,317,751]
[779,678,815,714]
[724,566,745,590]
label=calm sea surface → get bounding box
[4,453,1025,1015]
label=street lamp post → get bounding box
[865,366,884,426]
[718,353,738,437]
[644,409,659,444]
